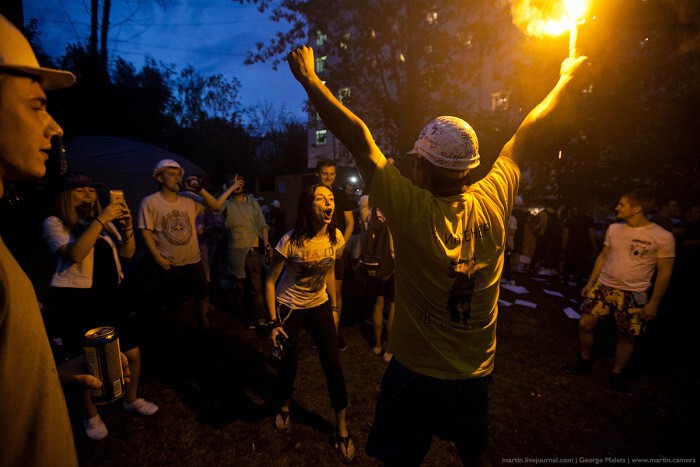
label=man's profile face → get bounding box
[0,75,63,182]
[615,197,639,221]
[317,165,336,188]
[157,167,182,192]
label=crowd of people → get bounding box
[2,13,697,467]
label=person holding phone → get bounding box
[43,172,159,440]
[265,183,354,463]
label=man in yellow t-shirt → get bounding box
[1,14,93,466]
[288,46,588,466]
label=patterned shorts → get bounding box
[581,282,648,336]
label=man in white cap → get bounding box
[1,13,93,466]
[288,46,587,466]
[138,160,240,330]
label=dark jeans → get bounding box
[233,248,265,323]
[161,261,209,307]
[276,301,348,411]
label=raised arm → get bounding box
[287,46,384,184]
[197,178,243,211]
[183,177,242,211]
[500,55,588,165]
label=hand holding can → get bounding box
[184,176,202,193]
[82,326,125,404]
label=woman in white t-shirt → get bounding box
[265,183,354,463]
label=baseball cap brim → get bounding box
[0,65,76,90]
[408,146,480,171]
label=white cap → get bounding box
[408,116,480,172]
[0,15,75,90]
[271,200,281,208]
[153,159,184,177]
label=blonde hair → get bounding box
[56,188,103,229]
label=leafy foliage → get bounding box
[236,0,517,154]
[237,0,700,207]
[503,0,700,205]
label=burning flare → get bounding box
[509,0,586,37]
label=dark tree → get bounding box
[235,0,517,154]
[237,0,700,207]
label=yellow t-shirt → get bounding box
[369,156,520,379]
[0,238,78,466]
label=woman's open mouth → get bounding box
[323,208,334,221]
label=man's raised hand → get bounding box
[287,46,317,83]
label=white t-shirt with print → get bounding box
[598,222,675,292]
[274,229,345,310]
[138,192,204,266]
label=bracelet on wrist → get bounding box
[94,218,105,229]
[270,319,281,328]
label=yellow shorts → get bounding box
[581,282,647,336]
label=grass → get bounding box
[70,270,699,466]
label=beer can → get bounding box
[83,326,124,405]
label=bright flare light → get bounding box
[510,0,586,58]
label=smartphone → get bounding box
[109,190,125,205]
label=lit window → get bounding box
[316,130,328,145]
[426,11,438,25]
[491,92,509,111]
[340,33,350,50]
[316,56,327,73]
[316,30,327,45]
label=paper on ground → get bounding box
[514,299,537,308]
[498,299,513,307]
[563,307,581,319]
[501,283,529,294]
[543,289,565,298]
[531,277,547,282]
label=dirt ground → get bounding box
[69,269,699,466]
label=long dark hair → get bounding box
[289,183,339,248]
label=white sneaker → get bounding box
[383,352,393,363]
[123,398,159,416]
[84,414,108,440]
[372,346,382,355]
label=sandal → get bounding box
[274,410,290,433]
[335,432,355,463]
